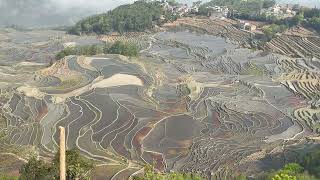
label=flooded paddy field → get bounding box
[0,26,319,179]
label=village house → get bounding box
[160,0,171,11]
[176,4,190,16]
[280,4,297,17]
[160,0,190,17]
[207,6,229,17]
[190,1,202,13]
[238,20,257,32]
[271,4,281,14]
[262,3,297,19]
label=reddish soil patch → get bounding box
[36,102,48,122]
[163,98,188,114]
[212,111,221,127]
[132,126,153,154]
[143,151,166,172]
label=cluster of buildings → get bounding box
[237,4,300,32]
[238,20,257,32]
[205,5,229,17]
[159,0,201,17]
[157,1,300,33]
[262,4,299,19]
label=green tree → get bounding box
[134,165,204,180]
[292,13,304,26]
[302,149,320,177]
[263,0,276,9]
[55,47,76,60]
[19,157,55,180]
[281,163,304,175]
[19,149,93,180]
[262,23,289,40]
[69,1,163,35]
[53,149,94,180]
[106,41,139,56]
[305,17,320,32]
[296,172,317,180]
[268,163,316,180]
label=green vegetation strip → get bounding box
[133,165,204,180]
[239,148,320,180]
[55,41,139,60]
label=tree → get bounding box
[53,149,94,180]
[267,163,319,180]
[296,172,317,180]
[19,157,55,180]
[55,41,139,60]
[263,0,276,9]
[133,165,204,180]
[19,149,93,180]
[235,174,248,180]
[305,17,320,32]
[68,1,163,35]
[106,41,139,56]
[167,0,179,6]
[55,47,76,60]
[268,163,303,180]
[304,8,320,19]
[262,23,289,41]
[281,163,304,175]
[292,13,304,26]
[302,149,320,177]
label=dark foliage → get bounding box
[19,149,93,180]
[19,157,55,180]
[301,149,320,177]
[55,41,139,60]
[133,165,204,180]
[68,1,163,35]
[262,0,276,9]
[301,8,320,32]
[53,149,94,180]
[106,41,139,57]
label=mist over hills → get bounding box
[0,0,318,27]
[0,0,136,27]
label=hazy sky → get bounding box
[0,0,318,27]
[0,0,137,27]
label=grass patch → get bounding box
[55,77,83,90]
[241,62,265,76]
[92,165,127,180]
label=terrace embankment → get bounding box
[163,17,254,48]
[276,57,320,133]
[99,32,151,50]
[0,22,319,179]
[265,26,320,59]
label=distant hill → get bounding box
[68,1,163,35]
[1,0,318,28]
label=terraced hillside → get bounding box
[163,17,255,48]
[265,27,320,59]
[0,18,319,179]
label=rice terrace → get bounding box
[0,0,320,179]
